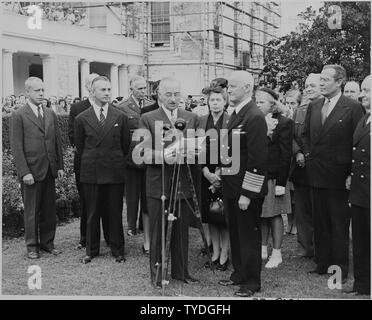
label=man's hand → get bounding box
[296,152,305,168]
[58,170,64,179]
[204,171,221,187]
[23,173,35,185]
[345,175,351,190]
[164,149,178,163]
[275,185,286,196]
[238,195,251,211]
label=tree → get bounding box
[263,2,370,90]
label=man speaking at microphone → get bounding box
[138,77,200,289]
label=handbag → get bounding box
[208,197,225,225]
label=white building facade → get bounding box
[1,5,144,100]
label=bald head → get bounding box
[228,71,254,87]
[360,75,370,111]
[344,81,360,101]
[158,77,181,94]
[305,73,322,101]
[157,77,182,111]
[227,71,254,106]
[25,77,44,105]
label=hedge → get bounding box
[2,113,71,152]
[2,144,80,237]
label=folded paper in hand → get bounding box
[164,136,206,157]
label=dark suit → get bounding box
[116,96,147,233]
[10,103,64,253]
[302,94,364,277]
[139,107,199,284]
[68,99,110,246]
[221,100,268,293]
[349,113,370,295]
[290,103,315,256]
[74,105,131,257]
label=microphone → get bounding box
[174,118,186,131]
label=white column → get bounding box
[42,55,58,98]
[110,63,119,99]
[80,59,90,98]
[68,57,79,99]
[118,64,129,98]
[2,49,15,98]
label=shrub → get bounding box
[55,146,80,219]
[2,147,79,237]
[2,148,17,177]
[2,175,24,237]
[2,114,11,151]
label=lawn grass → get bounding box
[1,213,368,299]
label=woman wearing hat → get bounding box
[255,88,294,268]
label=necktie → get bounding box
[230,110,237,123]
[99,107,105,127]
[321,98,331,125]
[170,110,176,125]
[37,105,44,127]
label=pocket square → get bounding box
[114,123,119,127]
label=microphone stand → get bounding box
[154,124,169,296]
[161,125,167,296]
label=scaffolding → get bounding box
[21,1,280,88]
[140,1,281,86]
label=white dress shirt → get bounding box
[324,91,342,117]
[27,99,43,118]
[231,96,252,115]
[160,103,178,124]
[92,102,108,121]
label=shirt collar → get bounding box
[132,94,142,108]
[160,103,178,119]
[27,99,41,109]
[232,96,252,114]
[92,101,109,118]
[27,99,43,115]
[91,100,108,111]
[327,91,342,105]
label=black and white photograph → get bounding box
[1,0,370,302]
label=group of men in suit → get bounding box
[300,65,370,295]
[132,72,268,297]
[9,65,370,297]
